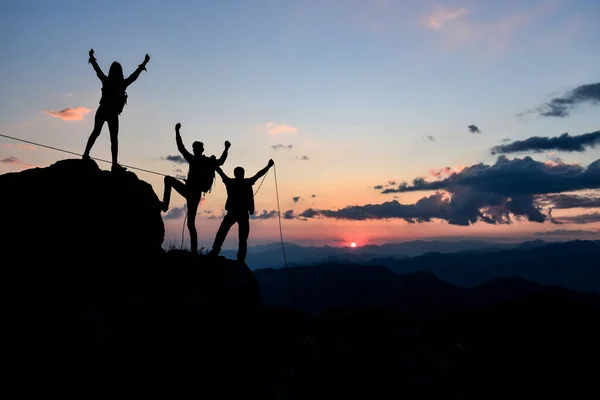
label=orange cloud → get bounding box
[428,8,468,29]
[43,106,91,121]
[257,122,298,135]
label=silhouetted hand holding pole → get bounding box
[268,159,274,168]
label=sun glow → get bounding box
[350,242,357,248]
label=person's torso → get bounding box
[100,80,128,110]
[225,179,254,214]
[186,155,214,190]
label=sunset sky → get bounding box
[1,0,599,249]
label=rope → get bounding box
[273,163,295,304]
[253,171,268,197]
[0,133,169,177]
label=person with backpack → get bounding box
[82,49,150,172]
[160,122,231,254]
[208,159,274,262]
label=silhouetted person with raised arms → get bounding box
[160,122,231,254]
[83,49,150,171]
[209,159,274,262]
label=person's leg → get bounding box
[210,212,236,256]
[187,194,201,253]
[237,214,250,262]
[107,114,121,168]
[83,107,106,159]
[161,176,186,212]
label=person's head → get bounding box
[192,141,204,156]
[234,167,245,179]
[108,62,124,81]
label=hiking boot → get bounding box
[111,163,127,172]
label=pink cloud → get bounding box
[43,106,91,121]
[257,122,298,135]
[428,8,469,29]
[423,2,558,57]
[1,156,18,164]
[0,156,35,169]
[17,144,36,150]
[430,165,467,179]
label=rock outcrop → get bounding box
[0,158,165,261]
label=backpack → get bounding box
[197,156,217,193]
[116,91,128,115]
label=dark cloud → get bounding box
[311,194,317,198]
[1,156,18,163]
[554,212,600,224]
[296,155,309,160]
[501,138,511,143]
[296,191,547,225]
[468,124,481,134]
[250,210,279,220]
[425,135,435,141]
[161,155,187,164]
[163,206,186,220]
[533,82,600,118]
[303,156,600,226]
[537,193,600,209]
[293,196,301,203]
[534,229,599,236]
[175,174,186,181]
[173,168,183,173]
[249,209,296,220]
[382,156,600,197]
[271,144,293,150]
[373,185,384,190]
[491,131,600,155]
[283,210,296,219]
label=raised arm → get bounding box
[88,49,106,82]
[174,123,193,163]
[249,159,274,184]
[215,141,231,166]
[215,166,231,183]
[124,54,150,87]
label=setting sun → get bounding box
[350,242,357,248]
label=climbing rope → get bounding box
[273,163,295,304]
[0,133,170,177]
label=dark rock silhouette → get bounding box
[0,158,164,259]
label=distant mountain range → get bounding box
[221,239,552,270]
[253,240,600,315]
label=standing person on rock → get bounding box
[82,49,150,172]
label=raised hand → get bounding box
[225,140,231,149]
[175,122,181,132]
[144,54,150,63]
[89,49,94,57]
[268,159,274,167]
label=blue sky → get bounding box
[1,0,599,249]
